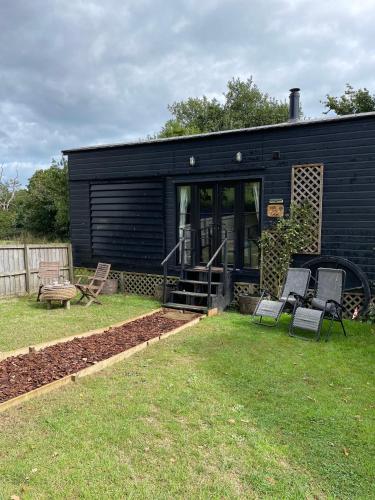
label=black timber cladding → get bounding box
[66,113,375,281]
[89,181,164,270]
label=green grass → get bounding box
[0,294,159,352]
[0,302,374,498]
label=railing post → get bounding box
[180,229,185,279]
[223,243,228,298]
[223,230,228,297]
[207,266,212,309]
[163,262,168,304]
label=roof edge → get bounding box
[62,111,375,154]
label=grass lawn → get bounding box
[0,300,374,498]
[0,294,159,352]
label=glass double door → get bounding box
[177,180,261,269]
[198,184,235,266]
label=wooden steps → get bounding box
[163,302,208,313]
[163,266,232,314]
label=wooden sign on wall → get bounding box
[267,203,284,218]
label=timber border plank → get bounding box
[0,309,202,414]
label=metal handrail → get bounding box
[161,238,185,266]
[205,238,227,270]
[205,229,229,310]
[160,229,187,304]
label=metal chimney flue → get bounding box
[289,88,300,122]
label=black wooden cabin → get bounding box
[63,110,375,310]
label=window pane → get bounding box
[199,187,214,263]
[243,182,260,268]
[177,185,191,264]
[220,186,235,265]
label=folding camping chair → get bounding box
[37,261,62,301]
[289,268,347,341]
[253,267,311,326]
[75,262,111,307]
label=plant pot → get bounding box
[101,279,119,295]
[238,295,259,315]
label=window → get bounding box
[177,185,192,264]
[243,182,260,268]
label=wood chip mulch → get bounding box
[0,310,198,403]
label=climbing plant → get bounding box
[259,202,315,296]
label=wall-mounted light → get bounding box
[189,156,196,167]
[235,152,243,163]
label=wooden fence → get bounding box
[0,244,73,298]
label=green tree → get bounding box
[323,84,375,115]
[159,77,290,138]
[20,157,69,239]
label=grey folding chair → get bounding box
[290,268,347,341]
[253,268,311,326]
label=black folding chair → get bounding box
[290,268,347,341]
[253,268,311,326]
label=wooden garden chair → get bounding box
[75,262,111,307]
[37,261,62,301]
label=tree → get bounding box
[20,157,69,239]
[158,77,290,138]
[323,84,375,115]
[0,166,21,239]
[0,166,20,211]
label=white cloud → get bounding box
[0,0,375,182]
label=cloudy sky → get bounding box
[1,0,375,184]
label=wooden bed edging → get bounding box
[0,308,163,361]
[0,312,202,414]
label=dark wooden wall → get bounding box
[67,114,375,282]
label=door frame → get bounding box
[175,177,262,270]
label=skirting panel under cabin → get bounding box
[73,268,372,319]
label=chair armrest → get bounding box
[75,274,94,284]
[326,299,345,312]
[288,291,308,305]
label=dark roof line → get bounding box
[62,111,375,154]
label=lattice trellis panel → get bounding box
[260,232,283,296]
[291,164,324,254]
[122,272,178,296]
[75,267,373,318]
[74,268,178,296]
[302,289,369,319]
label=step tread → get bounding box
[179,279,222,286]
[163,302,208,312]
[172,290,217,298]
[187,266,225,273]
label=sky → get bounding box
[1,0,375,184]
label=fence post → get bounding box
[119,272,125,293]
[67,244,74,283]
[24,244,31,294]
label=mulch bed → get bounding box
[0,310,198,404]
